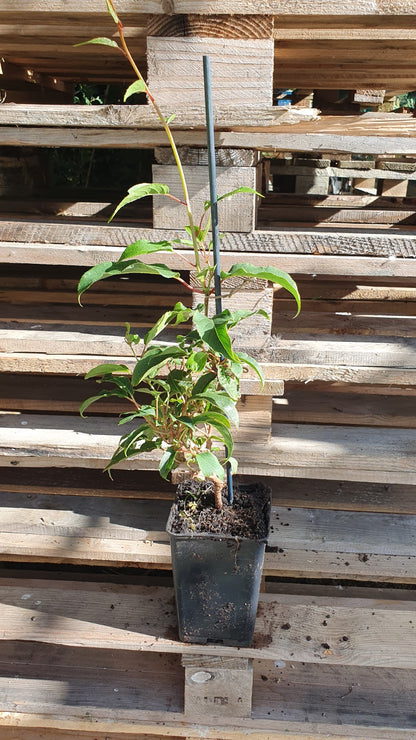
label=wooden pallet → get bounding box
[1,11,416,736]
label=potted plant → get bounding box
[76,0,300,647]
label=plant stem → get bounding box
[110,4,201,272]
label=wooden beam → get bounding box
[3,240,416,277]
[1,120,416,153]
[147,14,273,38]
[1,1,416,15]
[2,219,416,260]
[0,102,319,128]
[0,579,416,668]
[147,37,274,107]
[1,414,415,484]
[182,656,253,719]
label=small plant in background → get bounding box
[76,0,300,510]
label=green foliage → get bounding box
[124,80,146,101]
[76,0,301,505]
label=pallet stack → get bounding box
[0,2,415,739]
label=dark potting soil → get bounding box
[169,479,270,540]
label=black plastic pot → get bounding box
[166,484,270,647]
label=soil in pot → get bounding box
[167,479,270,647]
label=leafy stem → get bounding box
[106,0,202,272]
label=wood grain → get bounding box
[0,103,318,129]
[1,1,415,14]
[3,219,416,262]
[0,578,414,668]
[0,414,415,484]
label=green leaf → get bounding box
[184,412,233,457]
[124,79,146,102]
[78,260,180,302]
[74,37,119,49]
[105,0,119,24]
[193,310,235,361]
[221,263,301,317]
[204,186,261,213]
[196,451,225,480]
[125,322,141,346]
[165,113,176,124]
[228,308,269,327]
[104,428,158,473]
[118,412,142,425]
[159,448,177,480]
[218,365,239,400]
[200,392,239,427]
[228,456,239,475]
[109,182,170,222]
[132,345,185,386]
[85,363,130,380]
[119,239,173,261]
[191,371,216,396]
[144,302,193,346]
[79,388,127,417]
[234,350,265,387]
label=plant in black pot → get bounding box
[76,0,300,647]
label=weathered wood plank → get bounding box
[266,336,416,369]
[0,114,415,152]
[270,164,416,181]
[0,579,415,669]
[253,661,416,733]
[2,219,416,259]
[275,313,416,338]
[147,37,274,107]
[274,389,416,427]
[1,1,416,15]
[0,415,415,484]
[261,206,416,226]
[0,492,414,581]
[0,103,318,128]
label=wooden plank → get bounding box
[0,715,412,740]
[269,506,416,557]
[274,313,416,337]
[3,219,416,260]
[261,206,416,225]
[271,164,416,181]
[275,278,416,300]
[2,350,415,387]
[274,27,416,40]
[147,37,273,107]
[147,14,274,39]
[1,115,416,153]
[262,477,416,515]
[3,240,416,277]
[0,491,414,581]
[0,414,415,484]
[1,0,415,14]
[275,298,416,315]
[274,389,416,427]
[264,363,416,386]
[0,467,175,500]
[0,715,411,740]
[267,336,416,369]
[0,103,319,129]
[0,579,415,668]
[253,661,416,734]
